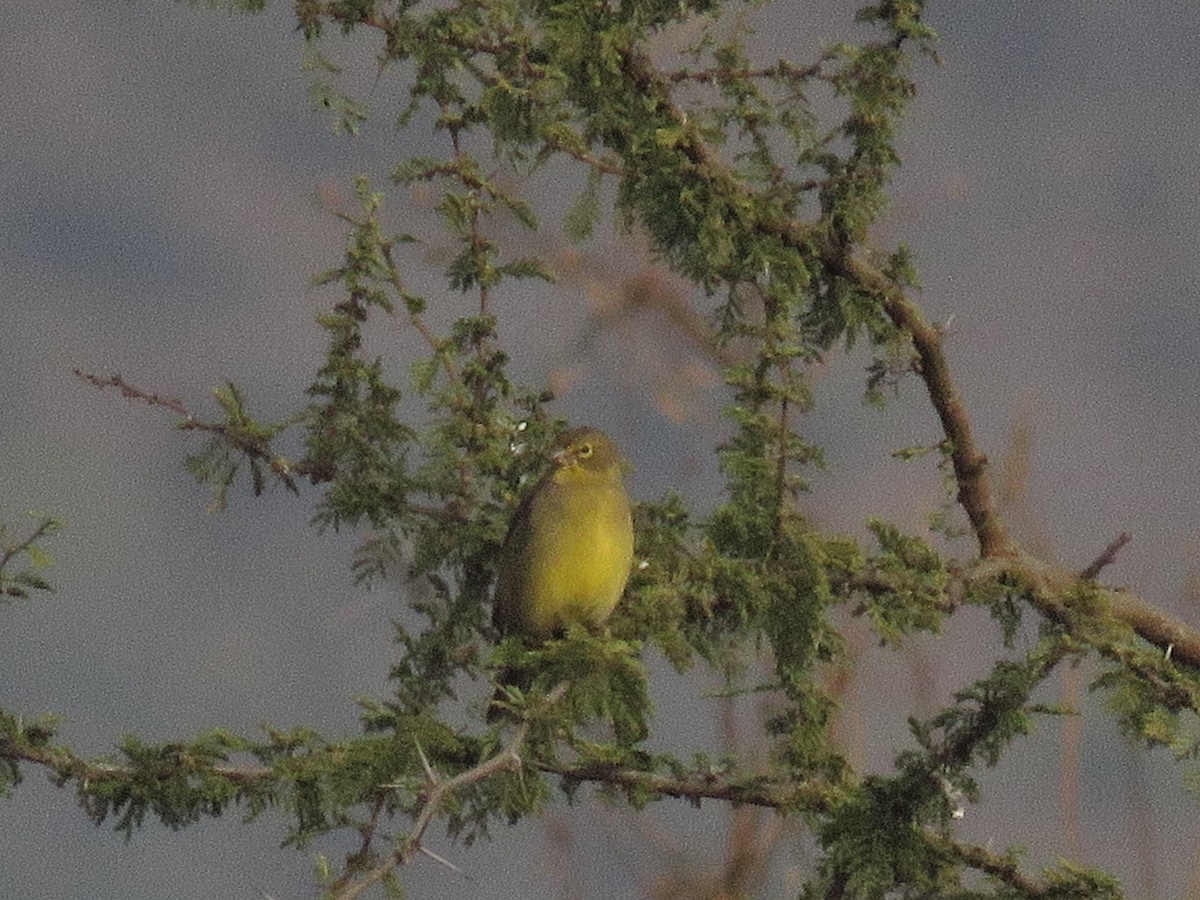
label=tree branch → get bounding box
[535,760,836,812]
[929,834,1056,896]
[326,724,531,899]
[611,50,1200,679]
[613,48,1014,562]
[73,369,194,421]
[5,718,1113,897]
[969,552,1200,680]
[830,254,1013,559]
[2,739,274,788]
[1081,531,1132,580]
[72,370,460,522]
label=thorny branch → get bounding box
[72,370,460,521]
[74,370,193,420]
[326,719,535,900]
[930,835,1060,897]
[73,369,297,480]
[0,722,977,898]
[2,729,1068,898]
[609,44,1200,672]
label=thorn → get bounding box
[414,740,438,784]
[420,844,465,875]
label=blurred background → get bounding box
[3,2,1200,897]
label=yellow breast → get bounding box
[495,461,634,639]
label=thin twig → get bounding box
[379,238,460,386]
[664,61,825,84]
[1081,531,1132,580]
[535,760,835,812]
[0,518,57,574]
[74,370,195,422]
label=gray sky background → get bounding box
[4,2,1200,898]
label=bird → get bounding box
[492,426,634,640]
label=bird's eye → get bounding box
[577,442,594,458]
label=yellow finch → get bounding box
[493,427,634,640]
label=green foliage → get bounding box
[184,382,302,511]
[0,515,60,600]
[490,629,651,748]
[616,492,711,669]
[857,518,949,644]
[0,710,60,796]
[815,635,1071,897]
[1094,649,1200,759]
[305,178,416,530]
[88,731,260,838]
[967,577,1027,648]
[818,772,956,898]
[563,168,602,242]
[1037,861,1122,899]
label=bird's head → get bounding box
[551,427,624,477]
